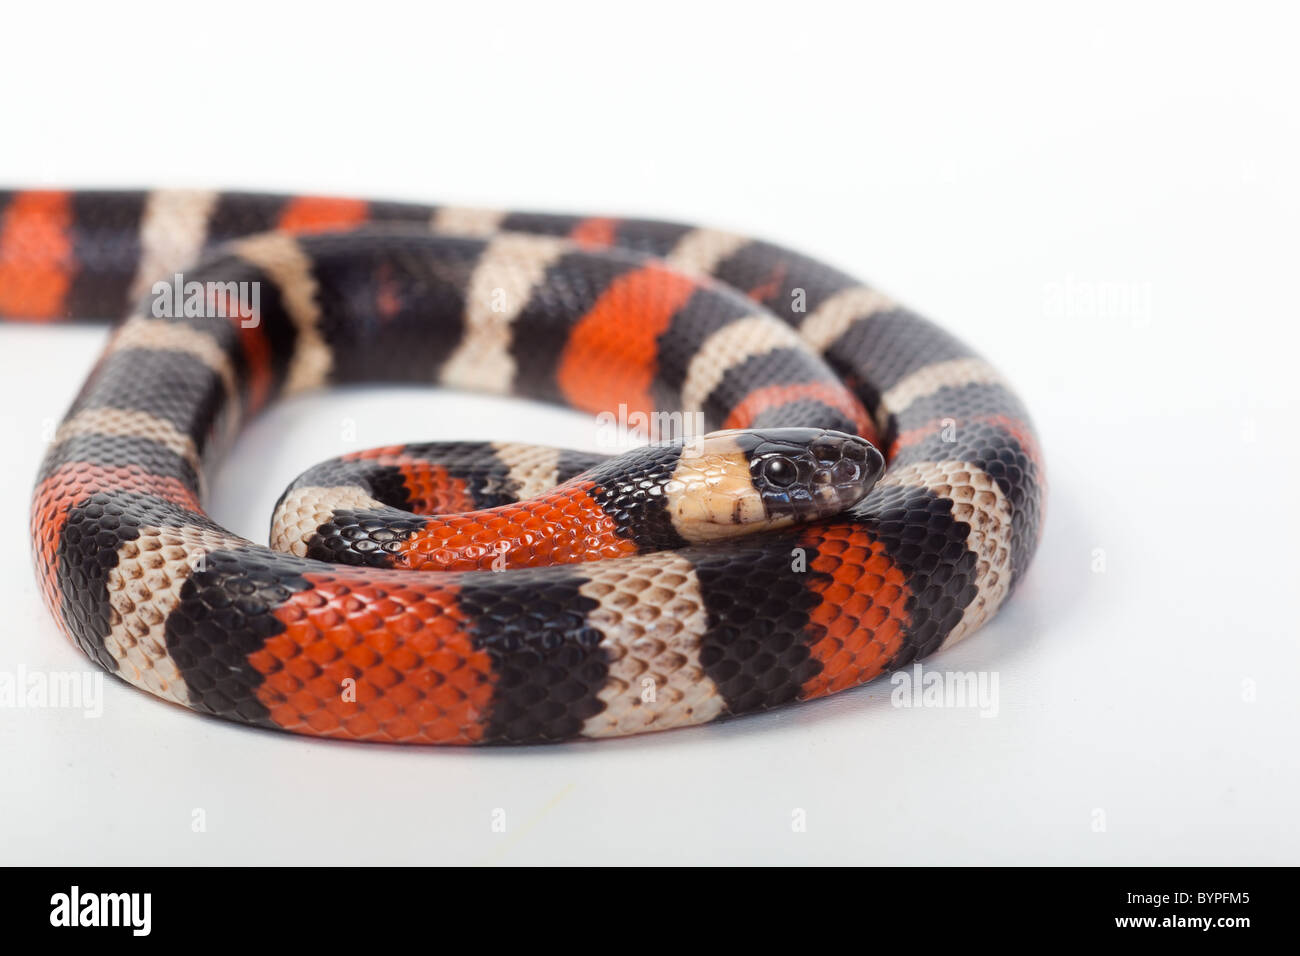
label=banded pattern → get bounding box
[7,189,1045,745]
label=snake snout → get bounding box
[807,432,885,514]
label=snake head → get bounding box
[740,427,886,523]
[667,427,885,541]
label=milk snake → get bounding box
[2,190,1043,745]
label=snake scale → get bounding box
[1,190,1043,744]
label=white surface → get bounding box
[1,2,1297,865]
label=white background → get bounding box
[1,2,1296,864]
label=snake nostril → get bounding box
[832,459,861,483]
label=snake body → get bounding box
[3,190,1043,744]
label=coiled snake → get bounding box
[2,190,1043,744]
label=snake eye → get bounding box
[762,456,798,488]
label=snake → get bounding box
[2,190,1043,745]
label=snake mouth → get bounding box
[742,428,886,523]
